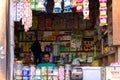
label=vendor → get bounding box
[37,52,55,68]
[72,54,84,66]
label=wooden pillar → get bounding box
[0,0,7,80]
[113,0,120,62]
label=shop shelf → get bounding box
[19,40,70,42]
[97,50,115,59]
[60,51,94,53]
[40,40,70,42]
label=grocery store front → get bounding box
[1,0,120,80]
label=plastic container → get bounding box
[22,66,30,80]
[82,67,101,80]
[30,65,36,80]
[14,61,23,80]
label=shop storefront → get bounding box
[1,0,120,80]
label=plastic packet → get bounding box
[36,0,47,12]
[99,16,107,26]
[99,8,107,16]
[63,0,72,12]
[22,1,32,32]
[83,0,89,19]
[99,0,107,26]
[31,0,38,10]
[53,0,62,13]
[76,0,83,12]
[16,0,23,21]
[83,9,89,19]
[99,0,107,8]
[71,0,77,7]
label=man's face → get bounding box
[43,54,50,63]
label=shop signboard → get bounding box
[106,66,120,80]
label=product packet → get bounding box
[99,16,107,26]
[83,0,89,19]
[31,0,38,10]
[99,0,107,26]
[36,0,47,12]
[76,0,83,12]
[53,0,62,13]
[63,0,72,12]
[22,0,32,32]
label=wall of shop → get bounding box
[0,0,7,80]
[112,0,120,62]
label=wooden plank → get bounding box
[113,0,120,45]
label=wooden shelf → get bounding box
[97,51,115,59]
[19,41,35,42]
[40,40,70,42]
[18,29,72,32]
[19,40,70,42]
[60,51,94,53]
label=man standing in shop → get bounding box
[31,40,42,65]
[37,52,55,68]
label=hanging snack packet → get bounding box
[99,8,107,16]
[83,0,89,19]
[53,0,62,13]
[99,16,107,26]
[99,0,107,8]
[36,0,47,12]
[71,0,76,7]
[22,1,32,32]
[31,0,38,10]
[16,0,23,21]
[99,0,107,26]
[83,0,89,8]
[63,0,72,12]
[76,0,83,12]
